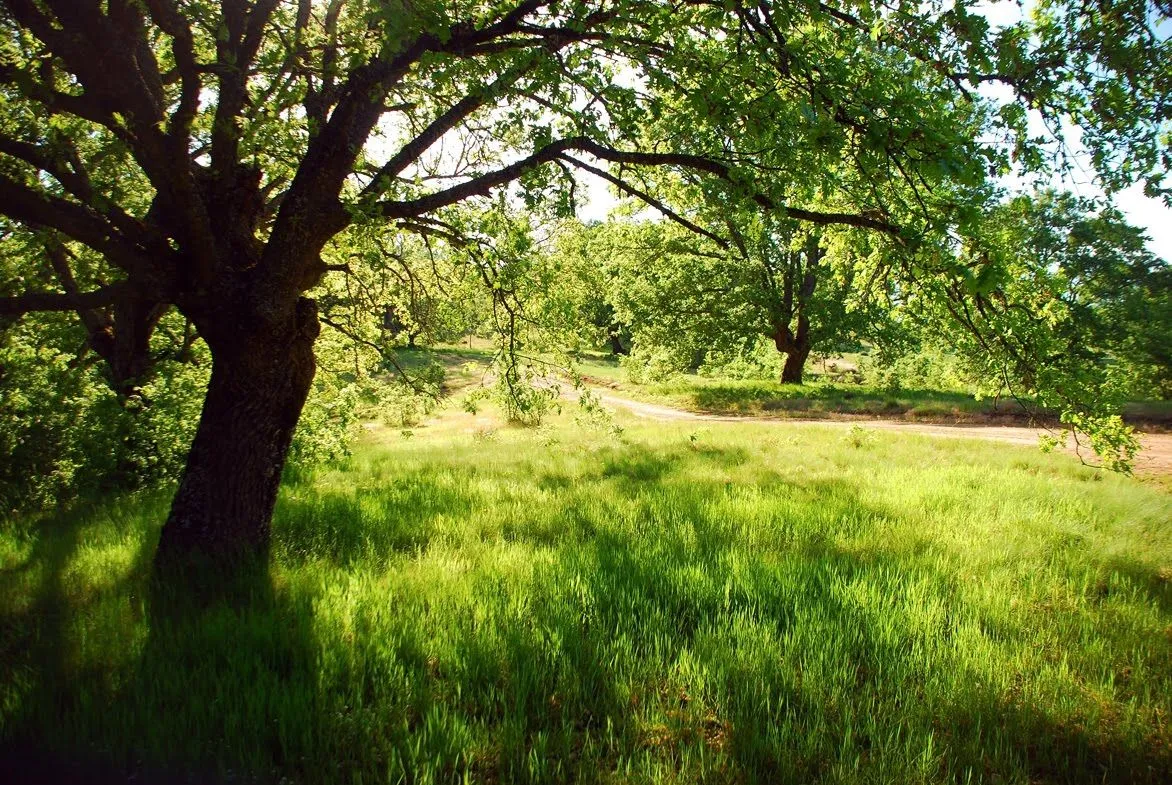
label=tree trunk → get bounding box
[774,317,812,385]
[154,299,319,564]
[781,346,810,384]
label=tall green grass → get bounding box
[2,412,1169,783]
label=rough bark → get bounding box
[154,298,320,564]
[608,330,629,356]
[773,312,812,385]
[781,343,810,384]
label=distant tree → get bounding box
[761,232,826,384]
[580,217,893,384]
[544,220,633,356]
[1022,193,1172,400]
[590,220,760,376]
[0,1,1166,563]
[724,219,895,384]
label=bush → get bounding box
[698,338,784,381]
[495,366,559,426]
[620,344,683,383]
[0,315,209,514]
[289,375,364,467]
[859,345,970,392]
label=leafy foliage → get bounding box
[0,310,207,513]
[906,190,1170,469]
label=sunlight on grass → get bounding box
[1,408,1169,783]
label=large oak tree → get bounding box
[0,0,1166,561]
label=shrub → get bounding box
[698,338,784,381]
[0,315,209,513]
[859,345,970,392]
[620,344,683,383]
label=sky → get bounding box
[1100,184,1171,259]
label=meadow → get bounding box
[1,406,1170,784]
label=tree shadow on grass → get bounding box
[273,465,479,567]
[0,501,154,783]
[1,440,1168,783]
[600,450,681,485]
[534,454,1171,784]
[2,536,325,784]
[565,503,1169,782]
[1095,556,1172,616]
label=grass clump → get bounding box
[1,411,1170,783]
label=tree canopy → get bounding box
[0,0,1168,561]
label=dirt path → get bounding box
[570,386,1172,479]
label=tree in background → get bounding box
[590,220,762,378]
[558,216,896,385]
[758,231,827,384]
[0,1,1167,562]
[546,221,632,357]
[1028,193,1171,401]
[725,218,896,384]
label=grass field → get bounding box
[2,406,1170,783]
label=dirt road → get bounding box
[570,386,1172,480]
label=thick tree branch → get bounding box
[574,139,903,235]
[0,175,162,277]
[380,138,581,219]
[379,135,903,237]
[0,62,127,139]
[40,237,120,351]
[0,134,94,202]
[211,0,281,173]
[0,133,167,255]
[38,0,165,126]
[358,61,540,201]
[144,0,202,140]
[296,0,551,204]
[7,1,219,280]
[558,154,730,249]
[0,281,129,317]
[265,0,558,297]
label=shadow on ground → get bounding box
[1,440,1168,783]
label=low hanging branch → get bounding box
[557,153,730,248]
[0,281,129,317]
[378,135,903,237]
